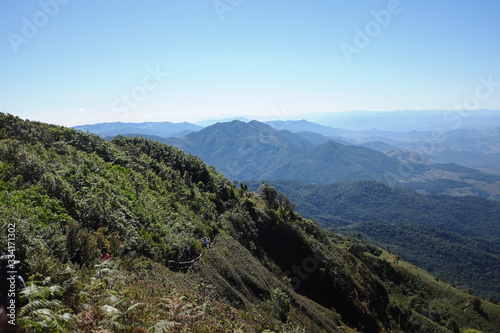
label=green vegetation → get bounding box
[1,113,500,332]
[247,179,500,301]
[341,222,500,301]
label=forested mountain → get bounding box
[263,119,500,175]
[166,120,414,183]
[2,113,500,332]
[246,179,500,301]
[166,120,500,199]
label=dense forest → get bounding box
[1,113,500,332]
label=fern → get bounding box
[151,319,179,333]
[18,280,75,332]
[99,302,145,330]
[21,283,64,300]
[18,299,74,332]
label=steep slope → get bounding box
[0,114,386,331]
[247,179,500,300]
[348,238,500,333]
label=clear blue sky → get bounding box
[1,0,500,126]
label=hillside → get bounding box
[2,113,500,332]
[246,179,500,301]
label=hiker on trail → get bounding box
[0,256,25,332]
[71,249,83,266]
[181,247,190,261]
[0,255,27,315]
[203,237,209,248]
[101,247,111,261]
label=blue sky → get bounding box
[1,0,500,126]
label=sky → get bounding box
[1,0,500,127]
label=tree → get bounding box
[277,191,295,220]
[258,182,278,208]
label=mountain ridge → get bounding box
[73,120,203,138]
[73,117,500,175]
[165,120,500,199]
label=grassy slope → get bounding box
[333,234,500,332]
[368,249,500,332]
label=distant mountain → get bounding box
[358,141,399,153]
[264,119,350,137]
[293,131,333,146]
[330,126,500,174]
[264,120,353,145]
[420,127,500,174]
[73,121,203,138]
[305,109,500,131]
[166,120,500,199]
[195,117,252,127]
[73,117,500,175]
[166,120,406,184]
[429,149,500,174]
[195,118,500,175]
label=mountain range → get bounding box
[73,114,500,176]
[161,120,500,200]
[73,121,203,138]
[165,120,403,184]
